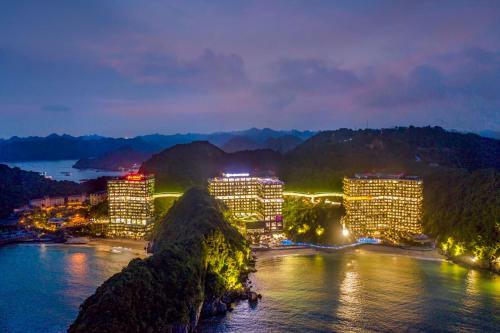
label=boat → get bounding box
[111,246,123,254]
[65,236,89,244]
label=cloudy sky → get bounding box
[1,0,499,137]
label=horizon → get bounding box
[0,125,498,140]
[1,1,500,137]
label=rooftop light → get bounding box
[223,173,250,177]
[126,174,145,181]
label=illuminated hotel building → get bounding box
[343,173,423,238]
[107,174,155,239]
[208,173,284,232]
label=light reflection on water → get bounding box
[200,251,500,332]
[0,243,144,333]
[0,245,498,333]
[2,159,125,182]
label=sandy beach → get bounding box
[254,244,446,262]
[353,244,445,261]
[87,238,149,257]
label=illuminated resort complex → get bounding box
[208,173,284,233]
[107,174,155,239]
[343,173,423,239]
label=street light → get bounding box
[342,227,349,237]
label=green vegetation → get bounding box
[282,126,499,192]
[88,200,108,219]
[140,141,282,192]
[0,164,82,219]
[69,188,250,332]
[283,198,347,245]
[422,168,499,269]
[153,197,177,220]
[138,127,499,269]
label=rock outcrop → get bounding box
[68,188,250,333]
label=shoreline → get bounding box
[4,237,149,257]
[252,244,499,274]
[253,243,446,261]
[87,238,149,257]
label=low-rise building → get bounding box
[47,217,66,229]
[29,196,65,208]
[67,194,87,206]
[89,191,107,206]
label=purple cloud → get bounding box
[0,0,499,136]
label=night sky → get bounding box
[1,0,499,137]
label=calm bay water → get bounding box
[2,160,125,182]
[0,243,145,333]
[0,245,498,333]
[201,249,500,332]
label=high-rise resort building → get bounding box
[343,173,423,240]
[208,173,284,233]
[107,174,155,239]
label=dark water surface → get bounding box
[200,250,499,332]
[0,245,498,332]
[2,160,125,182]
[0,243,143,333]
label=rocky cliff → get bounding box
[68,188,250,333]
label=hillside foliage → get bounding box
[422,168,499,266]
[283,198,347,245]
[140,127,499,266]
[69,188,250,333]
[0,164,82,219]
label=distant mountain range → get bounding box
[221,134,303,153]
[72,146,153,171]
[0,128,315,163]
[0,134,156,162]
[139,126,499,192]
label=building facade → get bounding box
[29,196,65,208]
[89,191,107,206]
[343,173,423,239]
[208,173,284,232]
[107,174,155,239]
[67,194,87,206]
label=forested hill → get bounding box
[283,126,500,191]
[141,126,499,192]
[73,146,152,171]
[140,141,282,192]
[69,188,250,332]
[0,164,82,219]
[294,126,499,170]
[138,127,499,267]
[283,126,498,268]
[0,165,113,219]
[0,134,156,162]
